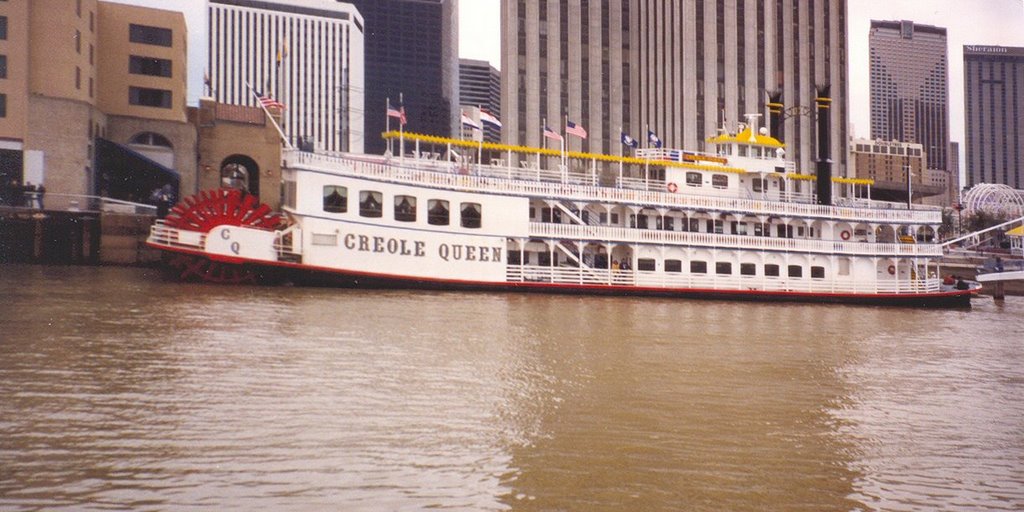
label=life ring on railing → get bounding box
[667,182,679,193]
[840,230,851,241]
[887,265,896,275]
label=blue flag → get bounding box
[648,130,663,148]
[621,132,639,148]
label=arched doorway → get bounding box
[220,155,260,197]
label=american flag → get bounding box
[566,121,588,139]
[258,93,285,110]
[387,101,407,125]
[479,110,502,128]
[543,126,563,142]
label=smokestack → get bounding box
[767,91,783,140]
[815,85,832,206]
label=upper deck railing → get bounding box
[286,150,943,226]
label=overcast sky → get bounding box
[114,0,1024,157]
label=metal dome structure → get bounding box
[961,184,1024,215]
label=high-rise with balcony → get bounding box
[868,20,949,178]
[501,0,849,179]
[963,44,1024,189]
[208,0,365,153]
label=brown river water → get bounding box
[1,264,1023,511]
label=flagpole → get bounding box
[618,126,624,186]
[246,81,293,150]
[645,124,651,190]
[386,97,391,155]
[399,92,405,160]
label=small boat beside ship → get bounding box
[146,114,979,307]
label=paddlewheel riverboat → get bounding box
[147,115,978,307]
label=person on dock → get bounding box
[35,184,45,209]
[995,257,1004,273]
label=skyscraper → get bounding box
[208,0,365,153]
[501,0,849,179]
[963,44,1024,189]
[868,20,949,174]
[459,58,501,143]
[345,0,459,155]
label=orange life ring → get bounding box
[887,265,896,275]
[667,182,679,193]
[840,230,851,241]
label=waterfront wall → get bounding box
[0,209,158,266]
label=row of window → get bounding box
[512,252,827,279]
[533,207,816,238]
[323,186,483,229]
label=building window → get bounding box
[75,66,81,90]
[460,202,482,229]
[322,185,347,213]
[128,87,172,108]
[690,261,707,274]
[0,55,6,79]
[665,259,682,273]
[428,199,449,226]
[0,94,6,118]
[358,191,382,218]
[130,56,172,77]
[129,24,172,47]
[394,195,416,222]
[130,132,172,147]
[0,16,7,40]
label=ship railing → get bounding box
[505,264,942,294]
[527,222,945,257]
[288,151,941,225]
[147,220,206,250]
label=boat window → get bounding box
[716,262,732,275]
[428,199,450,225]
[359,191,382,218]
[740,263,756,276]
[689,218,700,232]
[765,264,780,277]
[754,223,764,236]
[637,258,656,271]
[752,178,765,192]
[686,172,702,187]
[508,251,521,264]
[541,207,552,222]
[323,185,347,213]
[788,265,803,278]
[663,217,674,231]
[665,259,682,272]
[311,233,337,246]
[600,212,608,224]
[637,214,649,229]
[712,174,729,189]
[714,220,724,234]
[394,195,416,222]
[538,251,551,266]
[611,213,620,225]
[738,145,748,157]
[811,266,825,279]
[690,261,707,274]
[460,202,482,229]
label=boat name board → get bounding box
[341,233,503,263]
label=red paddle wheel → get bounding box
[162,188,284,284]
